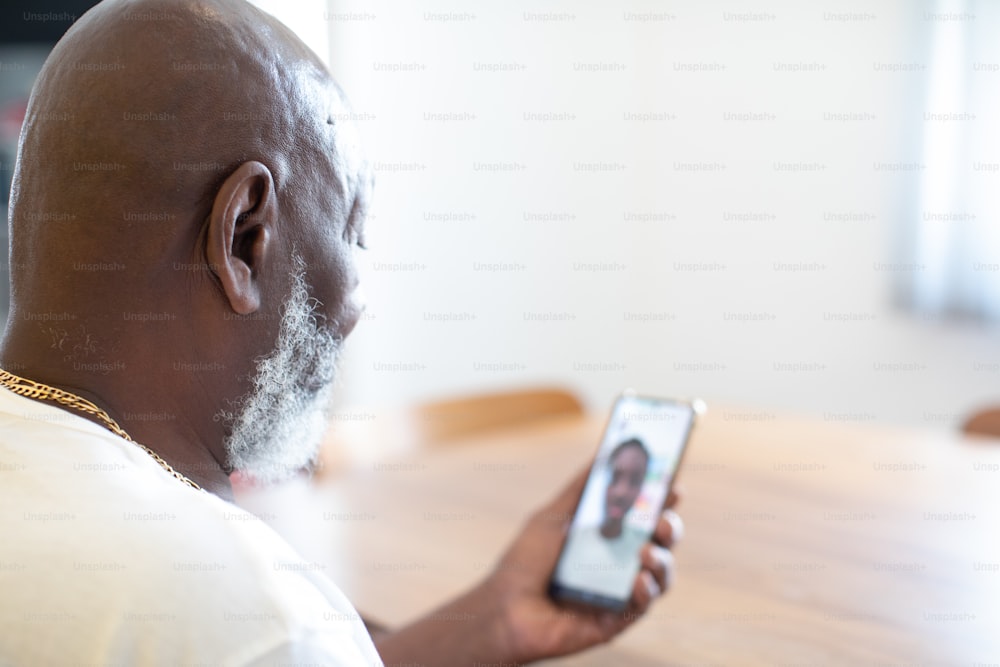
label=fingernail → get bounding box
[663,509,684,544]
[650,545,675,588]
[641,570,662,598]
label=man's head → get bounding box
[2,0,372,486]
[603,438,650,525]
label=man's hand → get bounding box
[374,467,683,666]
[484,466,683,663]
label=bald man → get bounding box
[0,0,682,665]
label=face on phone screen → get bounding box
[550,395,696,610]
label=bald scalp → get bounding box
[0,0,371,496]
[9,0,339,304]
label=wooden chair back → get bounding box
[411,386,584,445]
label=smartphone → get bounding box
[548,392,703,612]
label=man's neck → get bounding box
[0,347,236,501]
[600,519,624,539]
[122,411,236,501]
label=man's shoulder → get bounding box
[0,429,376,665]
[5,450,338,615]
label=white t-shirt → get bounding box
[0,385,383,667]
[554,523,648,600]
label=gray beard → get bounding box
[217,264,341,484]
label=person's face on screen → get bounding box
[604,446,648,524]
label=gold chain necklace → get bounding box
[0,368,202,491]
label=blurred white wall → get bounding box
[249,0,329,63]
[308,0,1000,429]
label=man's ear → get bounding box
[205,161,278,315]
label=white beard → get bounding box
[218,264,341,484]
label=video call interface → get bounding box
[553,396,695,603]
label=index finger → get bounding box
[664,484,682,510]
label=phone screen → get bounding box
[549,393,698,611]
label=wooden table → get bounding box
[237,408,1000,665]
